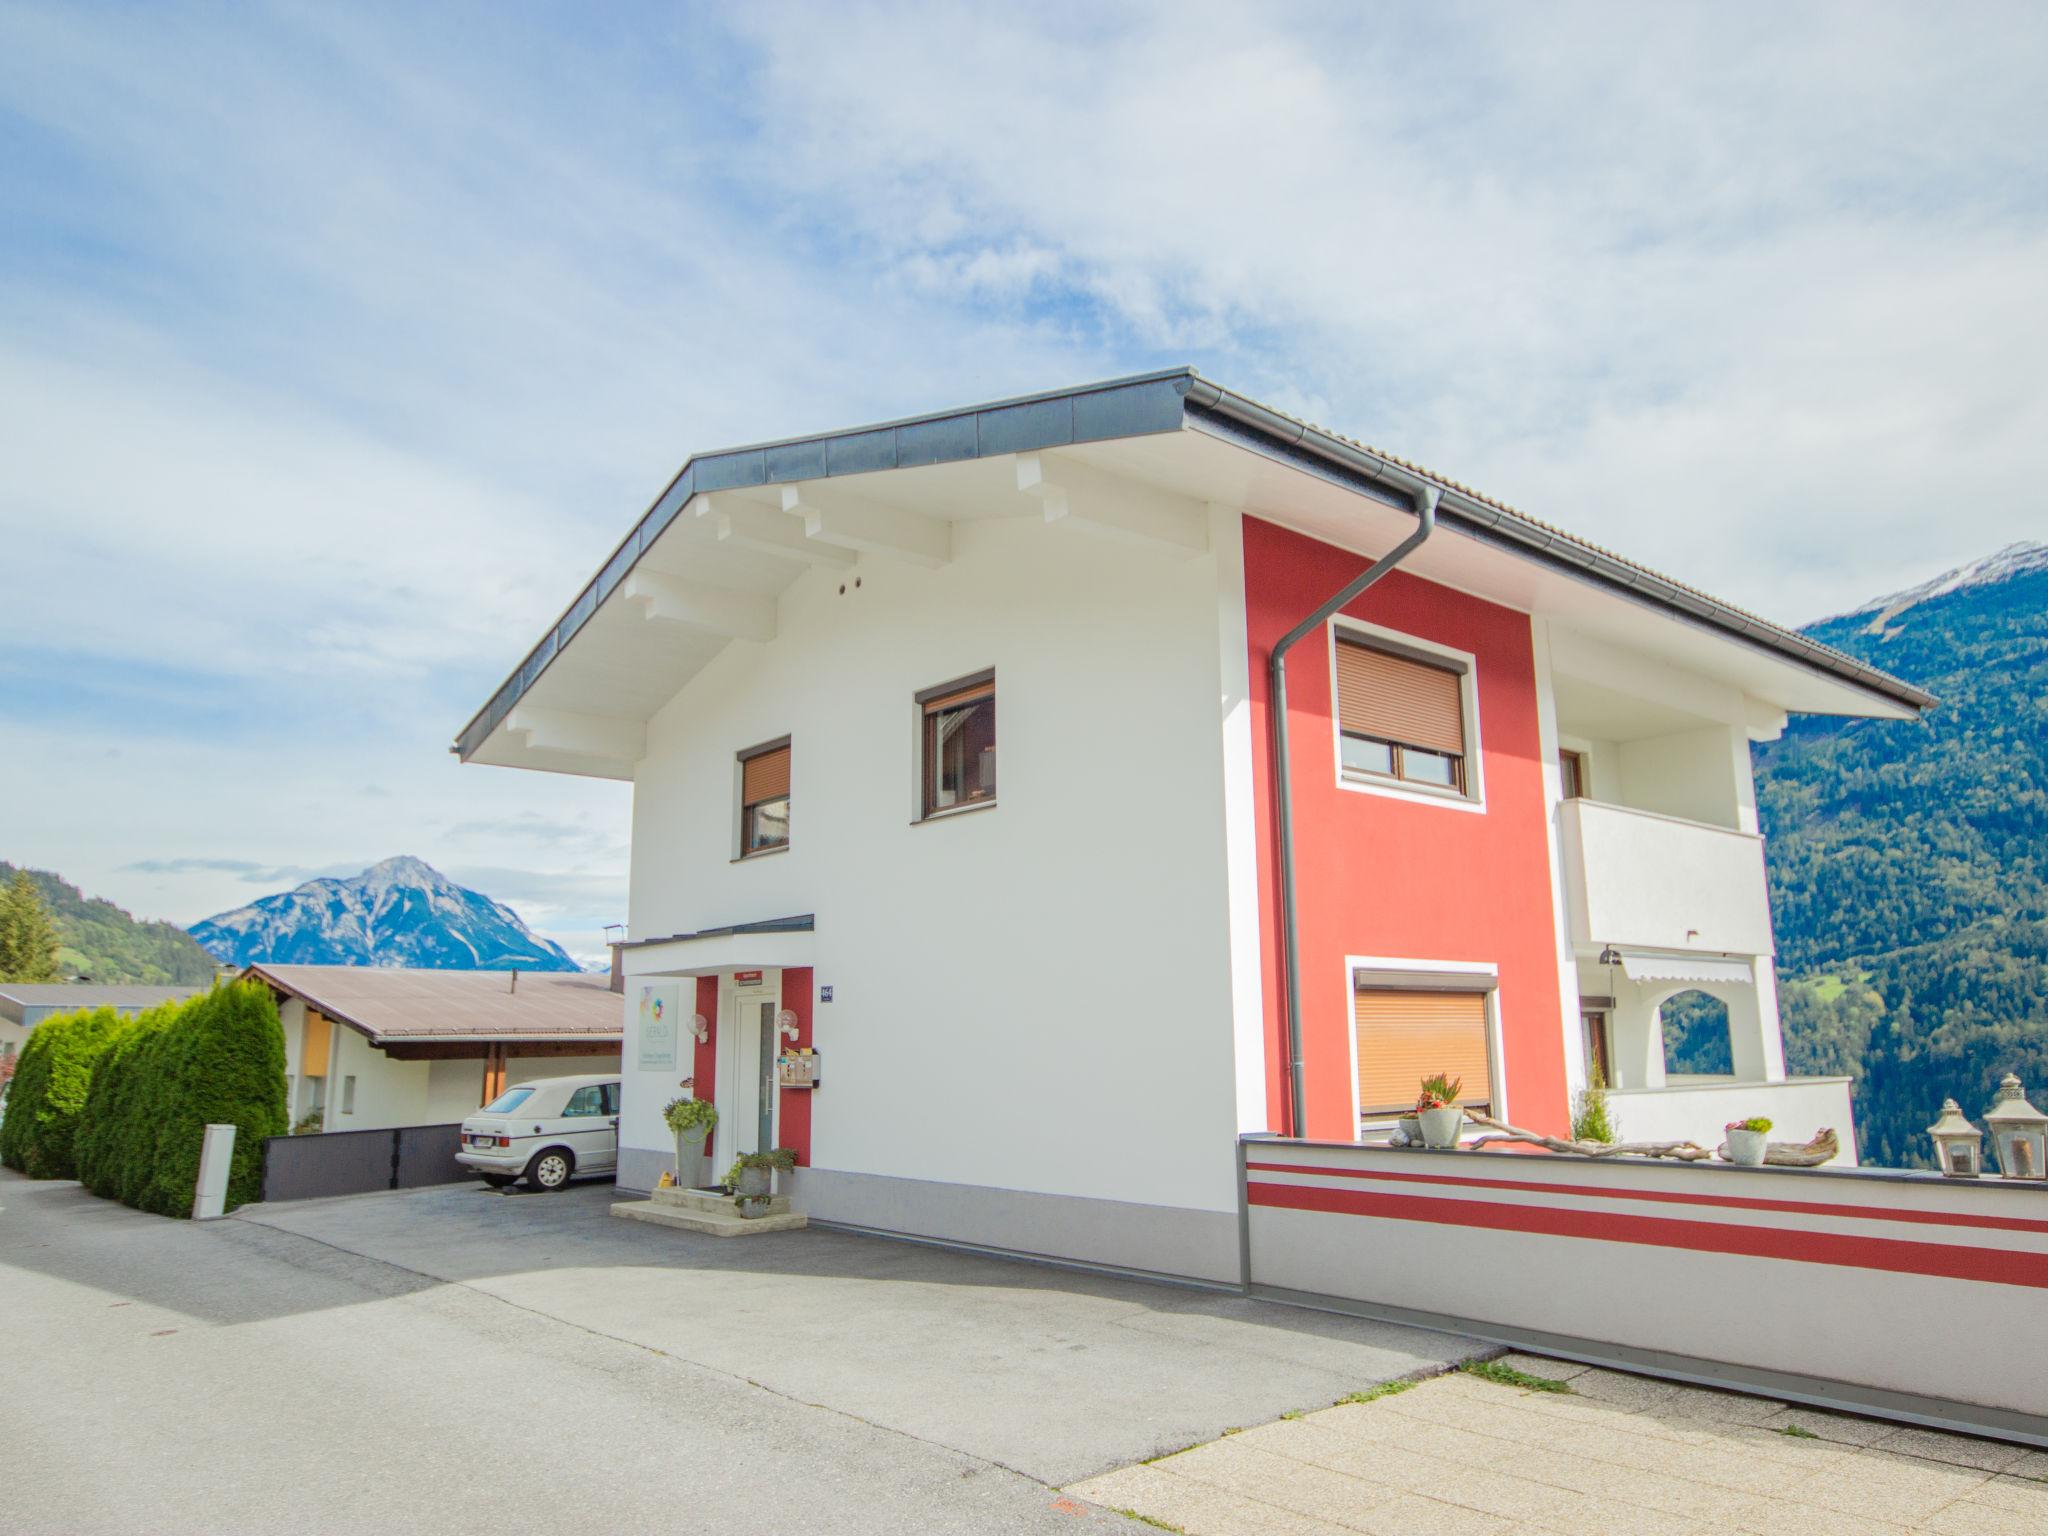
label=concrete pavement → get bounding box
[2,1171,1481,1534]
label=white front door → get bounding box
[717,979,779,1163]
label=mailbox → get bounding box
[777,1048,821,1089]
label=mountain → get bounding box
[0,862,219,984]
[1754,541,2048,1168]
[188,856,581,972]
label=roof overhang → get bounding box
[455,369,1931,780]
[617,916,816,979]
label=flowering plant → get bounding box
[1416,1073,1464,1112]
[1724,1116,1772,1134]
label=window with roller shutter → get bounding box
[1353,986,1496,1123]
[738,739,790,853]
[1333,634,1472,796]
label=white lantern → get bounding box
[1983,1074,2047,1180]
[1925,1099,1982,1178]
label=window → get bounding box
[482,1086,534,1115]
[1334,636,1470,795]
[1559,749,1587,800]
[563,1084,607,1117]
[341,1075,357,1115]
[601,1082,620,1115]
[1353,986,1494,1125]
[919,672,996,817]
[739,739,790,854]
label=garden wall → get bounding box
[1240,1136,2048,1445]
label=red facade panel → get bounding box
[1242,515,1569,1140]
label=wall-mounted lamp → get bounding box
[688,1012,710,1044]
[777,1008,801,1043]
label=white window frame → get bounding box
[1342,954,1504,1140]
[1326,617,1486,814]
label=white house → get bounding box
[454,369,1929,1283]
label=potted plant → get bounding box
[1724,1117,1772,1167]
[664,1096,718,1187]
[1416,1074,1466,1150]
[724,1147,797,1217]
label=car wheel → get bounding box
[480,1174,515,1189]
[527,1149,574,1191]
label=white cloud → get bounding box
[3,0,2043,950]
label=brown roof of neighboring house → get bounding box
[241,964,623,1045]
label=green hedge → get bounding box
[9,982,287,1217]
[0,1006,129,1179]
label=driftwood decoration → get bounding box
[1463,1111,1841,1167]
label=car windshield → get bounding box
[481,1087,535,1115]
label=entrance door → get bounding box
[717,982,779,1162]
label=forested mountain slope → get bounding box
[0,862,219,985]
[1755,543,2047,1166]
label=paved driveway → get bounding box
[2,1171,1481,1534]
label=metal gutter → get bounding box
[1266,479,1438,1137]
[456,369,1933,763]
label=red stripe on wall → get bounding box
[1248,1180,2048,1289]
[778,967,812,1166]
[693,976,719,1162]
[1244,1161,2048,1237]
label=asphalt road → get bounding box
[2,1170,1479,1534]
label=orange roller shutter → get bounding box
[1335,641,1465,756]
[1353,989,1492,1117]
[742,745,790,804]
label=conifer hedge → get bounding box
[0,1005,128,1178]
[6,982,287,1216]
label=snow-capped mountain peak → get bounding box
[189,857,580,972]
[1843,541,2048,634]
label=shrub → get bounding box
[0,1006,129,1179]
[1571,1064,1618,1145]
[74,1002,178,1201]
[130,982,287,1217]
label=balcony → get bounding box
[1558,798,1774,958]
[1604,1075,1858,1164]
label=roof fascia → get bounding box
[1180,381,1934,716]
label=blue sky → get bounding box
[3,2,2044,960]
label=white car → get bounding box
[457,1074,620,1191]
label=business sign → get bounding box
[638,983,681,1071]
[732,969,766,987]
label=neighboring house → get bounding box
[452,369,1930,1284]
[240,964,623,1132]
[0,983,204,1063]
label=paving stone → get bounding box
[1347,1491,1514,1536]
[1916,1497,2044,1536]
[1524,1490,1707,1536]
[1793,1448,1989,1525]
[1869,1425,2035,1474]
[1969,1474,2048,1518]
[1727,1494,1917,1536]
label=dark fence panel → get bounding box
[261,1123,466,1203]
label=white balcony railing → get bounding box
[1605,1076,1857,1165]
[1558,799,1774,957]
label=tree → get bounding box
[0,869,62,982]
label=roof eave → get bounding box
[455,370,1932,758]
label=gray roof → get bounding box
[455,368,1932,761]
[0,983,205,1027]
